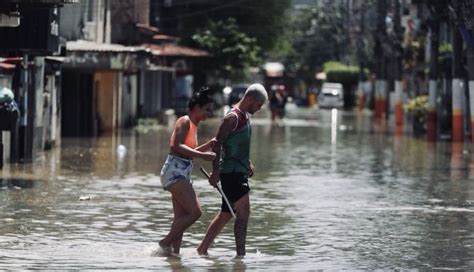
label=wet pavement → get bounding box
[1,106,474,270]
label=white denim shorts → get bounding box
[160,154,193,190]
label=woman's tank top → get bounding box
[170,116,198,149]
[183,117,198,149]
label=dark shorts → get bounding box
[220,172,250,213]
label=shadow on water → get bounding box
[0,178,37,189]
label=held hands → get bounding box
[200,137,217,160]
[202,137,217,151]
[209,137,217,149]
[201,151,216,161]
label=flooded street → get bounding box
[2,107,474,270]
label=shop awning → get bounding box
[64,40,150,71]
[143,43,209,57]
[67,40,148,53]
[6,0,79,4]
[0,57,21,71]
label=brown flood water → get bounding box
[1,107,474,270]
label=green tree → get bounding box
[284,3,355,84]
[192,18,262,81]
[171,0,290,55]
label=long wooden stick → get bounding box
[200,167,236,219]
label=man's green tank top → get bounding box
[220,107,251,173]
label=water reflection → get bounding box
[0,178,37,189]
[1,109,474,269]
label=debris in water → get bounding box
[79,195,92,201]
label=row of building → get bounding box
[0,0,211,167]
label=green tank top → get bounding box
[220,107,251,173]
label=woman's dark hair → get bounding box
[188,86,214,110]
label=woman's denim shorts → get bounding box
[160,154,193,190]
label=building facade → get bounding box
[0,0,78,166]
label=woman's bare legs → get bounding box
[159,180,202,252]
[170,195,184,254]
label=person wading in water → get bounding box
[197,83,268,257]
[159,88,216,255]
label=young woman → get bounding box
[159,88,216,254]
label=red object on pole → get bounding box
[452,79,464,142]
[426,111,437,141]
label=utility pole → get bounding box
[426,2,442,142]
[357,1,366,111]
[451,0,464,142]
[393,0,404,129]
[374,0,387,120]
[462,0,474,143]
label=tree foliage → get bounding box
[176,0,290,54]
[163,0,290,81]
[324,61,364,85]
[284,3,354,84]
[191,18,261,81]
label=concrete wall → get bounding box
[60,0,109,43]
[110,0,149,44]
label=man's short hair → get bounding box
[244,83,268,102]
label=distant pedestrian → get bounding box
[197,83,268,257]
[159,87,216,255]
[270,84,287,120]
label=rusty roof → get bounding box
[143,43,209,57]
[67,40,149,53]
[153,35,179,42]
[0,57,22,70]
[136,24,160,36]
[0,63,16,70]
[0,58,19,70]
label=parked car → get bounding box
[226,84,249,106]
[318,82,344,108]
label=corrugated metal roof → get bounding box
[67,40,149,53]
[143,43,209,57]
[45,56,66,62]
[7,0,79,4]
[0,57,22,63]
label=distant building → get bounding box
[0,0,78,166]
[60,0,210,135]
[60,0,150,136]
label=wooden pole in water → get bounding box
[200,167,236,219]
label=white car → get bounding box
[318,82,344,108]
